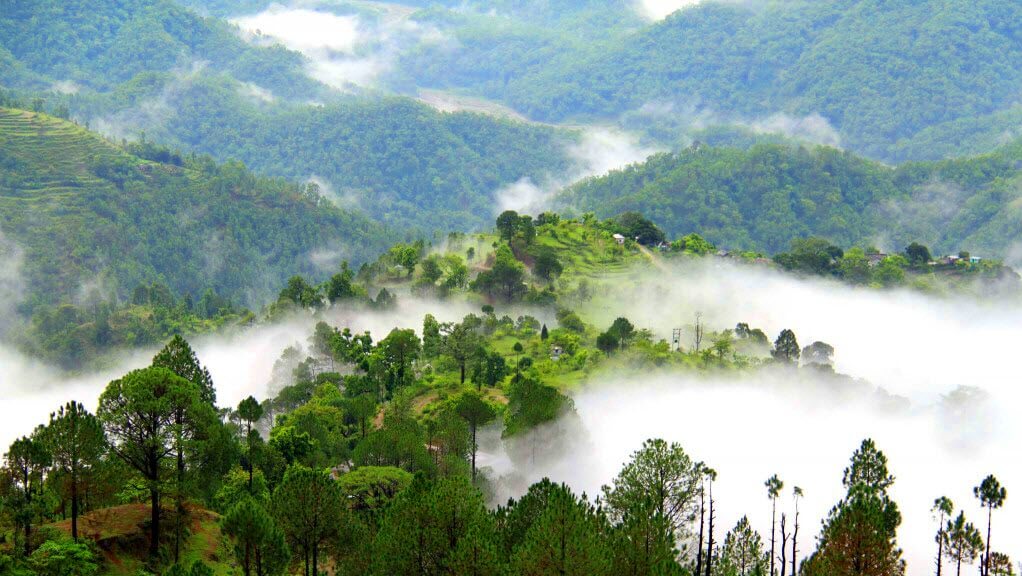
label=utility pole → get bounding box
[694,312,704,352]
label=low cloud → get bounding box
[0,228,25,336]
[484,258,1022,570]
[50,80,81,95]
[232,4,448,90]
[495,127,660,214]
[625,100,843,149]
[636,0,706,20]
[750,113,841,148]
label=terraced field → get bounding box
[0,108,127,195]
[0,106,388,317]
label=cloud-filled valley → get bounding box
[3,258,1020,572]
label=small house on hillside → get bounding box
[612,233,626,245]
[866,252,887,267]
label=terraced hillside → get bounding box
[0,107,389,313]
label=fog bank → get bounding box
[486,259,1022,573]
[232,2,445,90]
[496,126,660,214]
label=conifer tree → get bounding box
[803,439,904,576]
[765,474,783,576]
[974,475,1006,576]
[43,402,105,541]
[509,484,612,576]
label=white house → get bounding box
[612,233,626,245]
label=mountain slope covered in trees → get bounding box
[0,0,576,234]
[400,0,1022,161]
[560,140,1022,258]
[0,0,322,99]
[71,74,574,233]
[0,106,388,314]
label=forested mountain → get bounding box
[0,0,576,233]
[400,0,1022,162]
[561,140,1022,257]
[71,74,573,232]
[0,106,388,314]
[0,0,323,99]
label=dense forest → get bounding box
[0,105,388,320]
[69,74,573,233]
[3,0,1022,574]
[1,214,1015,575]
[397,0,1022,162]
[0,0,577,233]
[560,140,1022,258]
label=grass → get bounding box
[45,503,232,576]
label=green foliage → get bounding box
[717,517,767,576]
[771,329,800,365]
[335,466,413,514]
[0,108,388,325]
[28,539,98,576]
[373,475,494,575]
[472,245,527,303]
[152,335,216,406]
[562,145,900,254]
[508,483,612,576]
[601,438,701,541]
[806,439,904,576]
[222,498,290,576]
[0,0,318,97]
[503,375,572,438]
[271,466,342,576]
[412,0,1022,161]
[41,402,105,541]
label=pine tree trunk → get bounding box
[150,487,161,558]
[792,506,799,576]
[695,488,705,576]
[935,519,943,576]
[470,423,478,482]
[984,506,992,576]
[770,500,776,576]
[705,485,714,576]
[71,468,79,541]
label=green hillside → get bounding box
[70,74,574,233]
[559,140,1022,258]
[0,107,389,313]
[400,0,1022,162]
[0,0,322,99]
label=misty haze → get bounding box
[3,1,1022,576]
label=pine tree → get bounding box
[932,496,953,576]
[974,475,1006,576]
[43,402,105,541]
[222,498,291,576]
[943,512,982,576]
[237,396,263,491]
[509,484,612,576]
[98,367,208,559]
[765,474,783,576]
[804,439,904,576]
[455,391,497,482]
[272,466,342,576]
[4,433,50,554]
[718,516,767,576]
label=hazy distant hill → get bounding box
[560,139,1022,259]
[0,0,576,235]
[0,106,388,310]
[402,0,1022,162]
